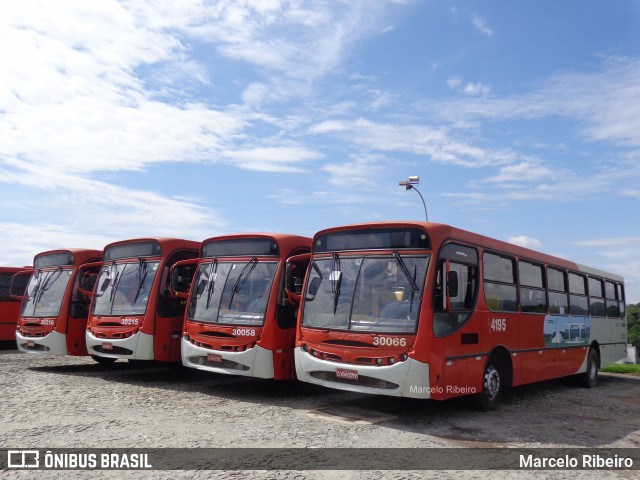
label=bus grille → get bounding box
[92,345,133,355]
[309,371,399,390]
[21,342,49,352]
[188,356,250,371]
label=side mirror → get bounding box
[196,279,207,296]
[168,259,198,300]
[99,277,111,293]
[306,277,321,300]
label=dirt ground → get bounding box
[1,345,639,479]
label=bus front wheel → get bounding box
[475,359,504,411]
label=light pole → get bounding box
[399,175,428,222]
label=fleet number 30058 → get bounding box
[373,337,407,347]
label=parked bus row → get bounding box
[5,222,628,410]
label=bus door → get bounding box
[66,262,102,355]
[276,253,310,378]
[432,243,480,397]
[156,251,199,361]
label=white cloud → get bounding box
[222,145,322,172]
[572,237,640,248]
[472,14,494,37]
[310,117,516,168]
[508,235,542,249]
[434,57,640,151]
[323,154,388,187]
[482,161,556,184]
[447,76,490,96]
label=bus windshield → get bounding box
[301,254,429,333]
[92,260,160,316]
[21,268,74,318]
[188,259,278,326]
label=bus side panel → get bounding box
[442,359,467,399]
[66,318,89,356]
[0,302,21,342]
[154,316,182,362]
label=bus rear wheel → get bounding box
[475,359,504,411]
[578,348,599,388]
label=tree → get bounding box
[627,303,640,349]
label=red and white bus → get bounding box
[0,267,32,344]
[177,233,311,379]
[294,222,627,409]
[86,238,199,362]
[15,250,102,356]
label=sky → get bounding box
[1,0,639,303]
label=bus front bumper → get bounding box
[294,347,431,399]
[16,330,67,356]
[85,330,154,360]
[181,337,275,379]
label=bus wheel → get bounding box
[475,359,504,411]
[578,348,599,388]
[91,355,117,364]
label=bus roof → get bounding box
[313,221,624,283]
[200,232,311,257]
[33,249,103,268]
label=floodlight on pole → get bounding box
[399,175,428,222]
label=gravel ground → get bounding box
[1,345,639,480]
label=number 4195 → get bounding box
[490,318,507,332]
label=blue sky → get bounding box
[1,0,639,303]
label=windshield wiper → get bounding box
[133,258,148,304]
[330,253,341,314]
[205,259,218,309]
[109,264,122,304]
[35,267,62,305]
[392,251,421,312]
[228,258,258,309]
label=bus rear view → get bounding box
[180,233,310,379]
[86,238,199,362]
[15,249,102,356]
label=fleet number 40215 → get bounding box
[490,318,507,332]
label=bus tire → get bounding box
[578,348,599,389]
[475,358,504,411]
[91,355,117,364]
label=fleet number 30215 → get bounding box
[490,318,507,332]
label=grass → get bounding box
[601,364,640,376]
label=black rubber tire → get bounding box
[578,348,599,388]
[475,359,504,411]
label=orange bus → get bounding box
[14,250,101,356]
[294,222,627,410]
[176,233,311,379]
[0,267,32,344]
[86,238,199,362]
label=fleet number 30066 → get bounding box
[372,337,407,347]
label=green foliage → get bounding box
[628,303,640,328]
[628,303,640,349]
[601,363,640,375]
